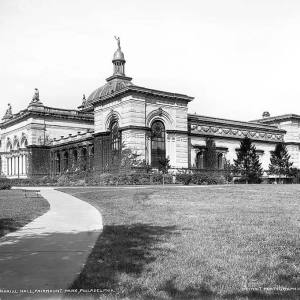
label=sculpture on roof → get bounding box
[2,103,13,120]
[32,88,39,102]
[114,36,121,50]
[82,94,86,105]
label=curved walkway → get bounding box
[0,187,103,295]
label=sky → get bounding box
[1,0,300,121]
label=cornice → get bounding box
[27,145,51,149]
[0,106,94,129]
[93,131,110,137]
[284,142,300,146]
[91,85,194,106]
[50,137,94,149]
[119,125,150,132]
[189,132,284,144]
[251,114,300,123]
[188,114,285,133]
[192,145,229,151]
[166,130,188,135]
[188,114,285,143]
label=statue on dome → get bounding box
[32,88,39,102]
[114,36,121,50]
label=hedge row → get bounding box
[0,182,11,190]
[0,171,226,187]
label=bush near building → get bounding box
[234,137,263,184]
[268,143,294,183]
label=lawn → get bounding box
[60,185,300,299]
[0,190,50,238]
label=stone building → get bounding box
[0,40,299,178]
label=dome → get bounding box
[85,78,133,105]
[113,49,125,61]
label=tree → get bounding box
[223,158,234,183]
[268,143,293,183]
[204,138,217,170]
[110,142,143,173]
[234,137,263,183]
[159,157,171,186]
[159,157,171,174]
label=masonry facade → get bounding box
[1,41,300,178]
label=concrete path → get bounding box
[0,187,103,297]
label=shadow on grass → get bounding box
[70,223,178,291]
[0,218,22,238]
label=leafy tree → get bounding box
[234,137,263,183]
[159,157,171,174]
[268,143,293,183]
[140,159,152,173]
[290,167,300,183]
[110,142,143,173]
[223,158,234,183]
[204,138,217,170]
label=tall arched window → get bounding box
[217,153,224,169]
[81,147,88,171]
[63,151,69,171]
[196,151,204,169]
[110,121,120,163]
[73,149,78,170]
[151,120,166,168]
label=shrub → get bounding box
[0,183,11,190]
[176,173,192,185]
[176,171,225,185]
[57,175,69,186]
[151,173,163,184]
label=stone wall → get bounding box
[93,92,190,169]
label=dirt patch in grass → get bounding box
[60,185,300,299]
[0,190,50,237]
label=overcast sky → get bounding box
[1,0,300,121]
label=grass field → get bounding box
[60,185,300,299]
[0,190,50,238]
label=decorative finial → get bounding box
[32,88,39,102]
[114,36,121,50]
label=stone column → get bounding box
[6,158,9,176]
[12,156,15,175]
[17,155,20,178]
[24,154,27,175]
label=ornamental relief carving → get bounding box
[190,123,284,142]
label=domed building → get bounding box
[0,39,299,179]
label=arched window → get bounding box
[81,147,88,171]
[73,149,78,170]
[63,151,69,171]
[111,121,120,151]
[196,151,204,169]
[151,120,166,168]
[55,152,61,174]
[110,121,121,163]
[73,149,78,162]
[217,153,224,169]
